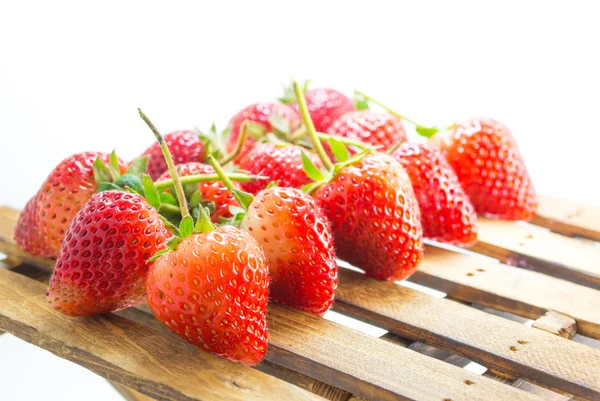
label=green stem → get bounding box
[158,203,181,214]
[316,132,376,150]
[293,81,335,171]
[287,126,307,143]
[219,120,248,165]
[154,173,265,191]
[387,140,403,155]
[139,109,191,220]
[207,155,254,211]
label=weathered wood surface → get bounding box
[531,195,600,241]
[335,269,600,400]
[0,267,323,401]
[412,246,600,339]
[473,217,600,289]
[533,311,578,340]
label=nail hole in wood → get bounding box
[525,234,533,239]
[464,379,474,386]
[466,272,474,277]
[443,398,452,401]
[517,340,528,345]
[518,242,525,246]
[476,268,485,272]
[509,346,518,351]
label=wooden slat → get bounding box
[533,311,577,339]
[0,267,321,401]
[334,268,600,400]
[473,218,600,290]
[413,246,600,339]
[531,194,600,241]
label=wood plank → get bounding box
[0,216,538,401]
[0,267,322,401]
[110,382,157,401]
[473,218,600,290]
[334,268,600,400]
[265,304,541,401]
[533,311,577,339]
[412,246,600,339]
[531,194,600,241]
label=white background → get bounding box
[1,1,599,400]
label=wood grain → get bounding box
[412,246,600,339]
[533,311,577,340]
[335,268,600,400]
[473,218,600,290]
[265,304,541,401]
[531,194,600,241]
[0,267,323,401]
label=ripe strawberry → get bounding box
[430,117,537,220]
[237,143,322,195]
[292,81,423,281]
[239,186,337,315]
[147,225,269,365]
[313,153,423,280]
[226,102,300,163]
[157,162,240,222]
[142,130,206,180]
[14,196,53,256]
[326,110,407,152]
[139,108,270,366]
[46,190,169,316]
[35,152,128,258]
[292,88,355,132]
[391,143,477,246]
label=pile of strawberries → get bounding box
[14,81,538,366]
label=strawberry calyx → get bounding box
[139,109,218,262]
[278,79,310,105]
[93,150,148,192]
[293,80,373,194]
[354,90,440,139]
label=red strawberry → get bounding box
[313,153,423,280]
[226,102,300,163]
[292,88,355,132]
[14,196,53,256]
[239,187,337,315]
[46,190,169,316]
[35,152,128,258]
[326,110,407,152]
[292,81,423,281]
[430,117,537,220]
[147,225,269,365]
[237,143,322,195]
[391,143,478,246]
[157,162,240,222]
[142,130,206,180]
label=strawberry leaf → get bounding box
[232,188,254,210]
[189,191,202,208]
[142,175,161,210]
[265,180,279,189]
[114,174,144,195]
[268,113,291,136]
[333,148,371,175]
[301,151,325,181]
[354,93,370,111]
[93,157,112,185]
[328,137,350,162]
[179,215,194,238]
[194,207,213,233]
[416,125,439,138]
[246,122,267,140]
[160,192,178,206]
[148,248,170,263]
[97,182,121,192]
[109,150,122,180]
[126,156,148,179]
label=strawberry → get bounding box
[286,86,355,132]
[293,82,423,281]
[141,130,206,180]
[226,102,300,163]
[391,143,477,246]
[147,225,269,365]
[239,186,337,315]
[326,110,407,153]
[34,152,128,258]
[237,143,322,195]
[430,118,538,220]
[14,196,53,256]
[46,190,169,316]
[157,162,240,223]
[140,109,270,366]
